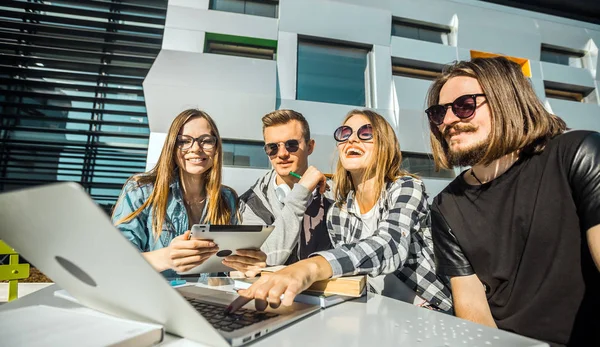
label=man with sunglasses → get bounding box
[239,109,332,267]
[425,57,600,347]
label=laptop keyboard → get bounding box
[185,297,279,332]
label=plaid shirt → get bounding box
[313,176,453,312]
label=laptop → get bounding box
[0,182,320,347]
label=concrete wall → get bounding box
[144,0,600,199]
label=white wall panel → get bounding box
[162,28,205,53]
[541,62,596,89]
[145,132,168,171]
[144,50,276,139]
[391,37,458,66]
[548,100,600,132]
[167,0,209,10]
[391,0,455,27]
[372,45,394,110]
[276,32,298,101]
[166,5,278,41]
[279,0,391,46]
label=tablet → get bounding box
[176,224,274,275]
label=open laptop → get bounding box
[0,182,320,347]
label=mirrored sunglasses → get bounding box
[333,124,373,142]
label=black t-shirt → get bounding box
[432,130,600,347]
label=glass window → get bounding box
[540,47,584,68]
[206,42,275,60]
[545,88,584,102]
[392,65,441,81]
[222,141,270,169]
[210,0,278,18]
[297,40,368,106]
[392,21,450,45]
[401,152,455,179]
[204,33,277,60]
[0,0,166,213]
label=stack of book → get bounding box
[234,266,367,309]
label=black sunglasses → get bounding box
[425,93,486,125]
[264,139,301,156]
[176,134,217,151]
[334,124,373,142]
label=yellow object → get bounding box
[470,50,532,77]
[0,240,30,301]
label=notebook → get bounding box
[233,279,364,309]
[260,266,367,297]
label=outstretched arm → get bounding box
[315,177,425,277]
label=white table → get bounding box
[0,284,548,347]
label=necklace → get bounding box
[470,169,484,185]
[185,196,206,205]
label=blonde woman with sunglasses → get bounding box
[227,110,452,313]
[112,109,266,278]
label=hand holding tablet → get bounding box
[177,224,274,275]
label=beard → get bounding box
[443,125,490,167]
[446,139,490,167]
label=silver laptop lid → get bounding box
[0,182,229,347]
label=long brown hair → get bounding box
[113,109,233,240]
[332,109,413,206]
[426,57,567,170]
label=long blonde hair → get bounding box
[426,57,567,170]
[113,109,234,240]
[332,109,413,206]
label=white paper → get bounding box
[0,305,163,347]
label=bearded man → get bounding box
[426,57,600,347]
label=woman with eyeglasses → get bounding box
[112,109,267,277]
[227,109,453,314]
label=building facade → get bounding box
[144,0,600,199]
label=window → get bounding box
[544,81,594,103]
[297,39,369,106]
[209,0,278,18]
[392,19,450,45]
[545,88,584,102]
[401,152,455,179]
[0,0,166,213]
[205,33,276,60]
[541,46,584,68]
[392,64,441,81]
[222,140,270,169]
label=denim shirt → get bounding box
[112,178,238,277]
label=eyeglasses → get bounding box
[425,94,486,125]
[176,134,217,151]
[333,124,373,142]
[264,139,301,156]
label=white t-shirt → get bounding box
[357,201,426,306]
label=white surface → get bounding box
[0,283,53,303]
[0,304,163,347]
[0,284,548,347]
